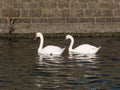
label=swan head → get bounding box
[34,32,44,40]
[35,32,43,38]
[66,34,73,40]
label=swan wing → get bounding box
[41,45,65,55]
[73,44,100,54]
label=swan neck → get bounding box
[39,34,44,51]
[69,37,74,51]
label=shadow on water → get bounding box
[0,37,119,90]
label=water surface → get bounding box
[0,37,119,90]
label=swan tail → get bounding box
[60,47,66,55]
[98,46,102,50]
[62,47,66,52]
[96,46,101,53]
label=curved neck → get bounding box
[38,34,44,52]
[69,37,74,51]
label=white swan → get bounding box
[66,35,101,54]
[35,32,65,55]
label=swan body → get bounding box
[38,45,65,55]
[66,35,101,54]
[35,32,65,55]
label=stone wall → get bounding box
[0,0,120,33]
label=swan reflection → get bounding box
[37,54,64,64]
[68,52,98,63]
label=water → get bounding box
[0,37,119,90]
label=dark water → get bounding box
[0,37,119,90]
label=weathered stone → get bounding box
[73,3,87,9]
[58,2,69,8]
[49,0,57,8]
[26,2,38,8]
[31,18,67,23]
[111,18,120,22]
[41,8,55,17]
[85,9,102,17]
[15,18,31,23]
[75,10,84,17]
[114,0,120,3]
[61,9,70,17]
[0,18,6,23]
[58,0,70,8]
[13,0,26,8]
[109,3,120,9]
[20,9,29,17]
[115,9,120,16]
[20,0,32,2]
[79,18,95,23]
[96,18,106,23]
[87,3,97,9]
[103,10,113,16]
[106,18,112,22]
[29,9,41,17]
[66,18,78,23]
[98,3,109,9]
[1,9,20,17]
[0,0,119,33]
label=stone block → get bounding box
[12,0,26,8]
[114,0,120,3]
[41,8,55,17]
[85,0,98,3]
[29,9,41,17]
[103,10,113,16]
[39,18,47,23]
[79,18,95,23]
[87,3,96,9]
[106,18,112,22]
[1,9,20,17]
[61,9,70,17]
[36,18,66,23]
[114,9,120,16]
[85,9,102,17]
[96,18,106,23]
[94,10,102,17]
[58,0,70,8]
[48,0,58,8]
[20,0,32,3]
[46,18,56,23]
[74,3,87,9]
[15,18,31,23]
[31,18,39,23]
[1,0,12,8]
[66,18,78,23]
[109,3,120,9]
[102,0,113,3]
[0,18,6,23]
[111,18,120,22]
[20,9,29,17]
[98,3,109,9]
[37,0,44,8]
[41,1,50,8]
[32,18,53,23]
[26,2,38,8]
[75,10,84,17]
[15,24,32,33]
